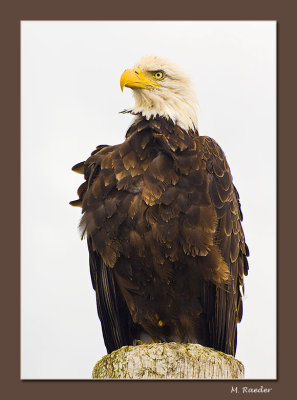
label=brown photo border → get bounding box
[1,0,295,398]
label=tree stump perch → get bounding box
[92,342,244,379]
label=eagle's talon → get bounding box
[135,339,162,346]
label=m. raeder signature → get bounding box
[231,386,272,394]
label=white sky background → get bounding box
[21,21,276,379]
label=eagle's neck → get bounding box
[131,88,198,132]
[125,114,199,142]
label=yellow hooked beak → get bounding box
[120,68,161,92]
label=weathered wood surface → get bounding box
[92,342,244,379]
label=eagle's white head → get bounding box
[120,56,198,132]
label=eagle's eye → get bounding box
[153,71,165,80]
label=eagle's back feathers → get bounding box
[71,116,249,356]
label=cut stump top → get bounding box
[92,342,244,380]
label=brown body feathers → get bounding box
[71,116,249,356]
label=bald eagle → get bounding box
[71,56,249,357]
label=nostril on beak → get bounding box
[134,69,139,75]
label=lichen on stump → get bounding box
[92,342,244,379]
